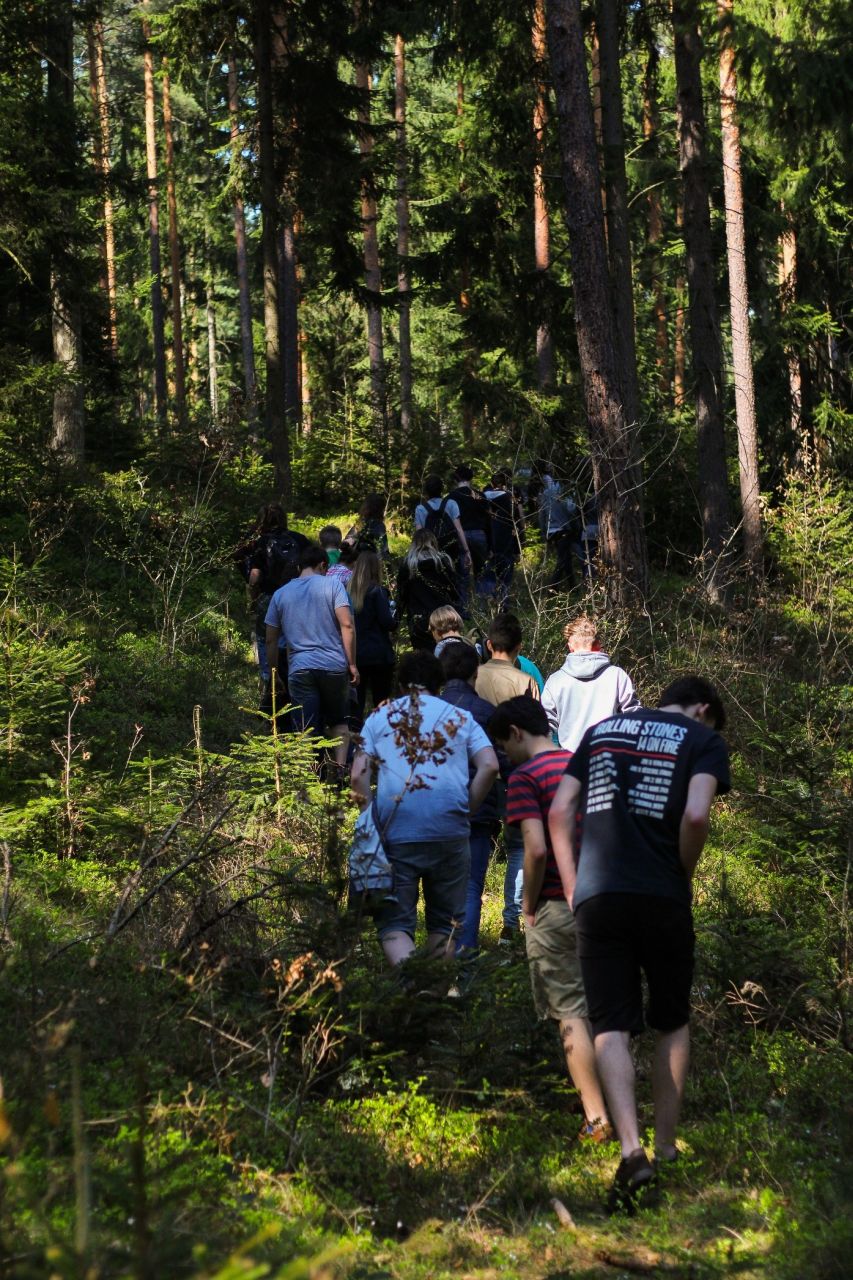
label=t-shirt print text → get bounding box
[587,717,688,819]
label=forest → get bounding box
[0,0,851,1275]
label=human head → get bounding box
[491,469,511,490]
[397,650,443,695]
[348,550,382,612]
[487,613,523,658]
[440,641,480,687]
[564,613,599,653]
[423,473,443,500]
[339,540,359,566]
[360,493,386,522]
[298,545,328,574]
[657,675,726,731]
[259,503,286,533]
[318,524,342,550]
[429,605,464,639]
[488,695,550,764]
[454,464,474,484]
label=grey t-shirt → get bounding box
[265,574,350,675]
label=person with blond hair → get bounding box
[349,551,397,719]
[429,605,475,659]
[541,614,639,753]
[395,529,459,651]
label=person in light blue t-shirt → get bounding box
[265,544,358,768]
[351,651,499,967]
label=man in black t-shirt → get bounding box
[548,675,731,1212]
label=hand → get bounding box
[523,906,536,928]
[349,664,360,686]
[462,552,472,570]
[566,889,575,912]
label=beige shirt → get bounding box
[476,658,540,706]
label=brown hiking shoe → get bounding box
[578,1118,614,1144]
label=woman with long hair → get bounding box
[345,492,389,559]
[349,551,397,718]
[395,529,459,651]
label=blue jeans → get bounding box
[375,838,470,940]
[256,631,270,682]
[458,825,495,951]
[503,825,524,930]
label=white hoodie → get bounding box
[541,651,640,752]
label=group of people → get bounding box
[236,491,730,1215]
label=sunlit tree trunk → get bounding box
[86,16,118,358]
[280,217,301,433]
[161,59,186,419]
[300,329,312,433]
[718,0,762,573]
[532,0,555,393]
[588,23,607,233]
[778,215,802,438]
[642,45,668,397]
[395,34,414,444]
[205,241,219,422]
[457,80,475,446]
[546,0,648,604]
[674,195,687,406]
[142,10,168,426]
[227,50,257,417]
[673,0,731,574]
[355,38,388,475]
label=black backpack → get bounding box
[424,498,459,556]
[262,529,302,591]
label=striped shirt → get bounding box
[505,749,573,905]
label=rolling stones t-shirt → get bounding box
[566,709,730,908]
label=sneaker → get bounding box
[578,1118,614,1144]
[606,1149,657,1215]
[498,925,517,945]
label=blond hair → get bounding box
[429,605,464,636]
[348,550,382,612]
[563,613,599,648]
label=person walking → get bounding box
[448,464,491,603]
[395,530,459,651]
[484,471,525,604]
[349,551,397,721]
[542,614,639,752]
[414,475,472,580]
[539,473,580,590]
[548,676,731,1212]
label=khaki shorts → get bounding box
[525,897,588,1021]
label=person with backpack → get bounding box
[484,470,525,604]
[538,472,581,590]
[395,530,459,651]
[414,475,472,578]
[345,494,389,560]
[247,504,309,683]
[448,465,491,603]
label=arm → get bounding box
[679,772,719,880]
[548,774,582,909]
[452,515,471,564]
[335,604,359,685]
[520,817,548,927]
[350,749,372,811]
[376,588,398,632]
[468,746,499,815]
[248,566,262,600]
[617,670,641,713]
[540,681,559,736]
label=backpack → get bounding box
[261,530,302,591]
[424,498,459,556]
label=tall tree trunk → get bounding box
[161,59,186,419]
[642,45,668,397]
[718,0,761,573]
[142,12,168,426]
[673,0,731,572]
[674,195,687,405]
[457,80,475,446]
[86,16,118,358]
[254,0,289,496]
[299,328,312,432]
[546,0,648,604]
[778,215,802,438]
[354,45,388,475]
[588,23,607,232]
[596,0,639,431]
[227,50,257,418]
[48,4,84,462]
[280,216,301,432]
[532,0,555,393]
[205,242,219,422]
[394,34,414,444]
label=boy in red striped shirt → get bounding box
[489,696,611,1143]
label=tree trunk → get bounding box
[86,16,118,358]
[161,59,186,419]
[299,328,312,432]
[205,248,219,422]
[354,46,388,475]
[596,0,639,431]
[674,195,687,405]
[457,80,475,446]
[778,216,803,438]
[588,23,607,232]
[546,0,648,604]
[280,216,301,433]
[254,0,289,497]
[395,34,415,443]
[718,0,762,574]
[48,4,84,463]
[142,12,168,426]
[673,0,732,571]
[642,45,668,397]
[532,0,555,393]
[227,50,257,418]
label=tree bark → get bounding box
[532,0,555,393]
[674,194,687,406]
[596,0,639,431]
[254,0,289,496]
[673,0,732,570]
[457,79,475,446]
[546,0,648,604]
[86,16,118,358]
[205,243,219,422]
[48,4,84,463]
[778,215,802,439]
[355,45,388,475]
[718,0,762,573]
[227,50,257,417]
[161,59,186,419]
[588,23,607,232]
[642,45,668,397]
[141,12,168,426]
[280,215,301,432]
[395,34,415,443]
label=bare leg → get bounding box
[559,1018,609,1126]
[595,1030,643,1158]
[652,1024,690,1158]
[330,723,349,770]
[382,930,415,966]
[426,930,456,960]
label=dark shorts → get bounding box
[574,893,695,1036]
[288,668,350,736]
[374,838,470,941]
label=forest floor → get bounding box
[1,487,852,1279]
